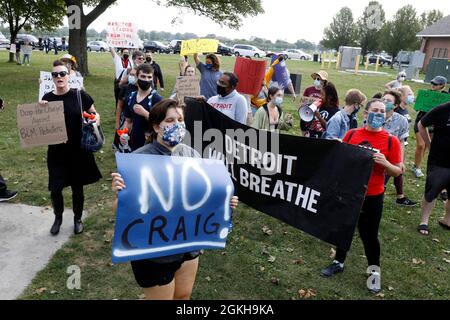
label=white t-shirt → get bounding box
[113,54,133,80]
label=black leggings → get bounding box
[51,185,84,219]
[335,194,384,267]
[0,174,6,194]
[385,174,404,196]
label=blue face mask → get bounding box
[161,123,186,147]
[406,95,415,105]
[128,75,136,85]
[205,64,213,70]
[367,112,385,129]
[384,101,395,112]
[314,79,322,88]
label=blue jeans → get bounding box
[22,54,30,64]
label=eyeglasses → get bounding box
[51,71,69,78]
[136,57,145,61]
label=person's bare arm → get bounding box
[115,100,125,129]
[110,46,117,58]
[193,53,200,66]
[373,152,403,177]
[418,121,431,149]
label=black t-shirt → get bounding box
[123,90,163,151]
[301,105,339,138]
[421,102,450,168]
[119,83,138,101]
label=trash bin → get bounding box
[313,54,319,62]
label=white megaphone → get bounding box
[299,99,322,122]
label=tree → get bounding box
[320,7,357,50]
[379,5,421,64]
[356,1,385,57]
[419,10,444,29]
[0,0,66,62]
[65,0,264,75]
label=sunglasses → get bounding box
[52,71,69,78]
[136,57,145,61]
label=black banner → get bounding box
[184,98,374,251]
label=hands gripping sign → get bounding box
[112,153,234,263]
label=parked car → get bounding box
[169,40,182,54]
[0,32,10,49]
[144,41,170,53]
[217,43,233,56]
[16,34,39,47]
[282,49,312,60]
[368,54,392,66]
[392,51,410,68]
[232,44,266,58]
[87,41,109,52]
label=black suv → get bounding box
[217,43,233,56]
[143,41,171,53]
[368,54,392,66]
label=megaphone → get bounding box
[299,99,322,122]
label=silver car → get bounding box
[87,41,109,52]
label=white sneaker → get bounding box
[366,266,381,294]
[412,166,424,178]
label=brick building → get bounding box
[417,15,450,71]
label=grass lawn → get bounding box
[0,50,449,300]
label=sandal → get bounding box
[417,224,429,236]
[438,220,450,231]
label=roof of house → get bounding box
[417,15,450,37]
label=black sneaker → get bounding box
[396,197,417,207]
[320,261,344,278]
[0,190,18,202]
[440,191,448,202]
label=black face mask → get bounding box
[138,79,152,91]
[217,85,228,97]
[123,54,129,60]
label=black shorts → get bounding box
[130,251,201,288]
[425,164,450,202]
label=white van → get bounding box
[0,32,10,49]
[232,44,266,58]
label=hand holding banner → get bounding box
[180,39,219,56]
[112,153,234,263]
[234,57,267,96]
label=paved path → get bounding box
[0,203,82,300]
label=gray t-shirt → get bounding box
[197,62,222,100]
[207,90,248,125]
[384,112,409,142]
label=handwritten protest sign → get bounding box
[271,55,291,90]
[233,57,267,96]
[180,39,219,56]
[106,22,141,49]
[112,153,234,263]
[414,89,450,112]
[39,71,83,101]
[174,75,201,103]
[17,101,67,149]
[9,44,16,53]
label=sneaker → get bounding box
[440,191,448,202]
[320,261,344,278]
[396,197,417,207]
[412,166,424,178]
[366,266,381,294]
[0,190,18,202]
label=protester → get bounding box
[417,100,450,235]
[111,99,239,300]
[252,87,293,132]
[15,40,21,65]
[111,47,134,105]
[412,76,448,179]
[382,90,416,206]
[320,99,403,294]
[122,63,163,151]
[53,38,58,55]
[119,51,146,88]
[40,60,102,236]
[207,72,248,125]
[44,37,49,54]
[301,82,339,138]
[21,41,32,66]
[324,89,366,140]
[170,65,196,100]
[145,52,165,91]
[303,70,329,99]
[61,54,82,77]
[193,53,222,100]
[61,37,67,51]
[385,71,406,90]
[179,55,188,76]
[396,85,414,122]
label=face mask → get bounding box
[314,79,322,89]
[123,54,129,60]
[206,64,213,70]
[128,75,136,85]
[137,79,152,91]
[406,95,415,105]
[367,112,385,129]
[384,102,395,112]
[217,85,228,97]
[352,105,361,115]
[274,97,283,107]
[160,123,186,147]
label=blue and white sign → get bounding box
[112,153,234,263]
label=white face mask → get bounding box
[314,79,322,89]
[274,96,283,107]
[128,75,136,85]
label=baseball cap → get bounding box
[431,76,447,86]
[311,70,329,81]
[61,54,77,64]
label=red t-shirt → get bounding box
[343,128,402,196]
[303,86,322,99]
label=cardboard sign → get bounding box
[112,153,234,263]
[233,57,267,96]
[180,39,219,56]
[39,71,83,101]
[175,75,201,103]
[414,89,450,112]
[271,55,291,90]
[17,101,68,149]
[9,44,16,53]
[106,22,141,49]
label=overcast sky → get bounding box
[86,0,449,43]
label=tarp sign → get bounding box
[234,57,267,96]
[106,22,141,49]
[180,39,219,56]
[414,89,450,112]
[39,71,83,101]
[112,154,234,263]
[271,55,291,90]
[17,101,68,149]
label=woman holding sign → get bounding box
[112,99,239,300]
[40,60,102,236]
[320,99,403,294]
[193,53,222,100]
